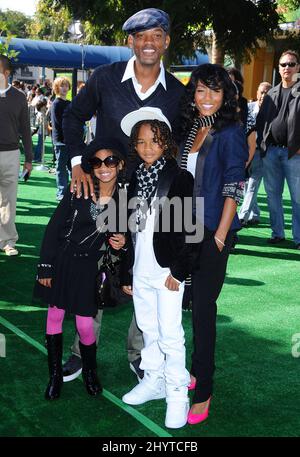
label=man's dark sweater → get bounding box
[50,97,71,145]
[63,61,185,159]
[0,86,32,161]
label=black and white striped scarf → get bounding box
[135,157,166,231]
[180,113,218,170]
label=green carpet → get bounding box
[0,136,299,437]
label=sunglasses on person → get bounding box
[279,62,298,68]
[88,156,121,169]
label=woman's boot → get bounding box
[45,333,63,400]
[79,341,102,396]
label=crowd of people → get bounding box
[1,6,300,431]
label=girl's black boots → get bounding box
[79,341,102,396]
[45,333,63,400]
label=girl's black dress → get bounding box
[34,190,119,317]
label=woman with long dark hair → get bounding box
[179,64,248,424]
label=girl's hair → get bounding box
[180,63,240,135]
[130,120,178,160]
[90,148,126,200]
[52,77,71,96]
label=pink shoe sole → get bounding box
[188,379,196,391]
[187,397,211,425]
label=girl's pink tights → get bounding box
[46,306,96,345]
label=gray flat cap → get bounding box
[122,8,170,35]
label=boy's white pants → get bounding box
[133,272,190,397]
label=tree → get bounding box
[0,32,20,61]
[274,0,300,58]
[0,9,31,59]
[43,0,211,64]
[0,9,32,39]
[47,0,283,64]
[208,0,281,64]
[28,0,73,42]
[277,0,300,12]
[33,1,288,65]
[0,17,21,60]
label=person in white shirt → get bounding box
[120,107,195,429]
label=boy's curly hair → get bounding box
[129,120,178,160]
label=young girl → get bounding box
[120,107,195,429]
[35,138,126,400]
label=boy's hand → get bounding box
[71,164,94,199]
[165,274,180,291]
[38,278,52,288]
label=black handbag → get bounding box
[95,245,130,309]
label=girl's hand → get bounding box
[165,274,180,291]
[38,278,52,288]
[122,285,133,296]
[109,233,126,250]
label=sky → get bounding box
[0,0,37,16]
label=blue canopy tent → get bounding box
[2,37,208,70]
[2,37,133,69]
[0,37,209,89]
[0,37,133,96]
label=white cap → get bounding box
[120,107,172,136]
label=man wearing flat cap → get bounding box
[62,8,185,385]
[122,8,170,34]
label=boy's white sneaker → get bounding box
[165,399,189,429]
[122,377,166,405]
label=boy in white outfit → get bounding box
[120,107,196,429]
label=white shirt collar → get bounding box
[0,83,11,95]
[121,56,166,91]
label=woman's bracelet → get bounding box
[214,236,225,247]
